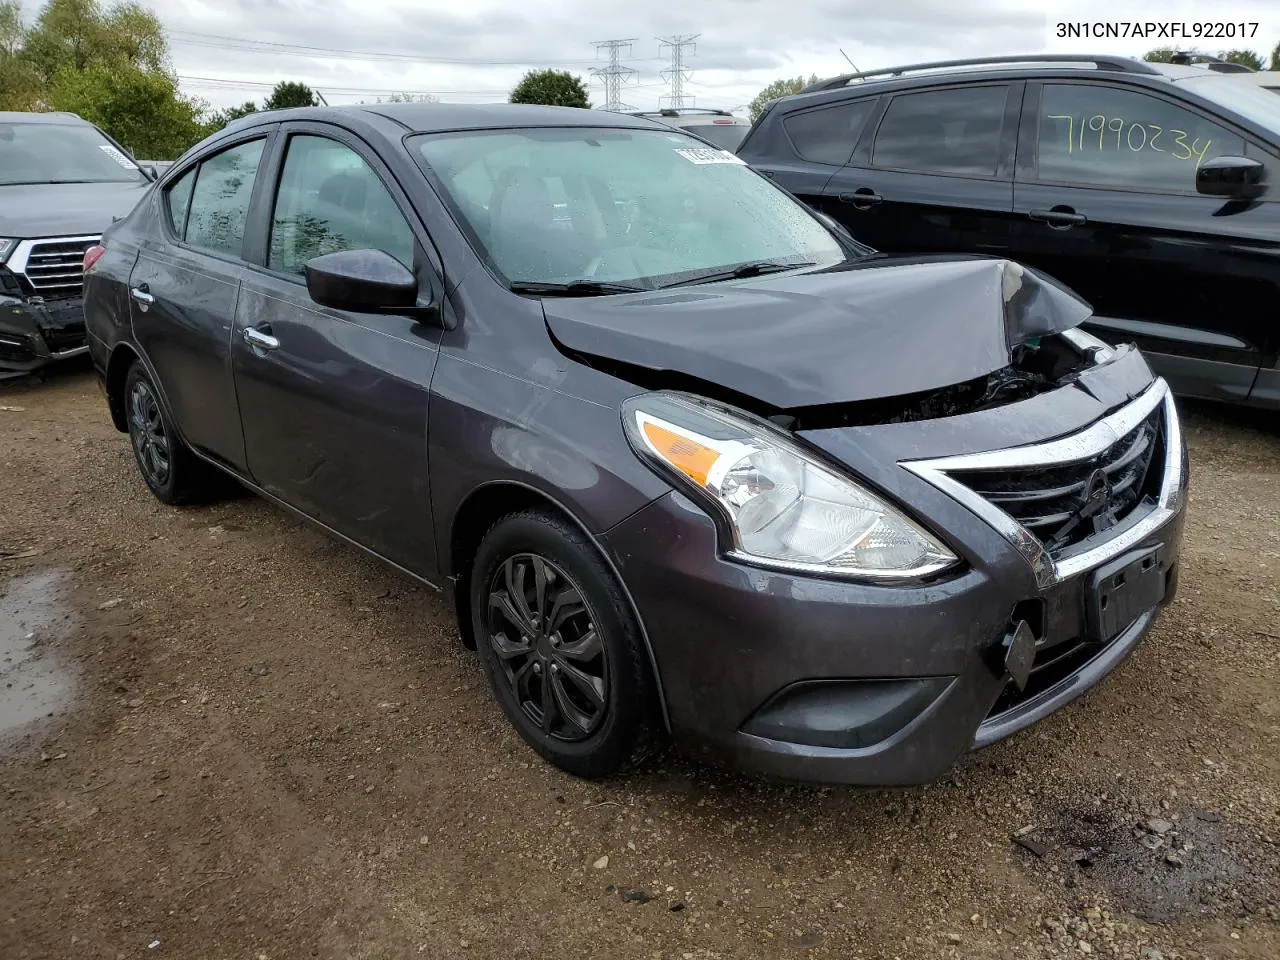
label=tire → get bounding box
[123,361,219,505]
[470,509,664,778]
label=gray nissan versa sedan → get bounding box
[82,104,1188,785]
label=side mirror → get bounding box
[141,164,158,181]
[1196,155,1265,199]
[304,249,424,314]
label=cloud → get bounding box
[122,0,1278,114]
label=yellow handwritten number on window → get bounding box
[1046,114,1211,168]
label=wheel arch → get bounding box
[446,479,671,732]
[104,343,141,432]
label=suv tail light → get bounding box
[83,244,106,274]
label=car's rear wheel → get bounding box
[123,362,218,505]
[471,509,663,778]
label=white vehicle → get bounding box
[1230,70,1280,94]
[628,109,751,152]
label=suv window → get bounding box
[1036,84,1246,192]
[783,100,876,165]
[872,86,1009,176]
[268,135,415,274]
[165,168,196,236]
[185,139,266,257]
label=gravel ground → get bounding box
[1,362,1277,960]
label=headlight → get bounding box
[0,239,16,264]
[622,393,958,580]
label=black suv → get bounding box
[739,54,1280,410]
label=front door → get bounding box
[129,135,271,471]
[821,82,1020,256]
[1008,80,1280,403]
[231,128,443,576]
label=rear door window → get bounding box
[1034,83,1246,192]
[164,168,196,236]
[783,100,876,165]
[184,139,266,258]
[872,85,1009,176]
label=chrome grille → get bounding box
[947,406,1164,559]
[14,236,100,300]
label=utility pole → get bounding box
[591,38,638,112]
[658,34,699,109]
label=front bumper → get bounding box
[600,380,1188,786]
[0,293,90,378]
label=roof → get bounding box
[226,102,666,136]
[0,111,86,124]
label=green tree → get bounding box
[0,1,41,109]
[1271,42,1279,70]
[1142,47,1180,63]
[21,0,165,84]
[48,62,208,158]
[209,99,257,129]
[509,69,590,108]
[748,74,818,122]
[263,80,317,110]
[1220,49,1263,71]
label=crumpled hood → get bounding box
[544,256,1094,409]
[0,181,150,238]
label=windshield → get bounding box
[412,127,845,290]
[1177,75,1280,137]
[0,122,146,186]
[685,121,749,151]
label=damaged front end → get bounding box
[0,250,92,380]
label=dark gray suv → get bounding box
[83,104,1188,785]
[1,111,153,379]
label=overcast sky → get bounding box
[26,0,1280,113]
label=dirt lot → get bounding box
[1,363,1277,960]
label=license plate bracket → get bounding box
[1086,544,1167,643]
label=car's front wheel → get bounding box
[471,509,664,778]
[123,362,218,505]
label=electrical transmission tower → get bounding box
[658,34,699,109]
[591,39,638,112]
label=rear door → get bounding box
[1008,80,1280,403]
[821,82,1021,255]
[129,131,274,471]
[231,124,443,575]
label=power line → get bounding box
[657,34,699,110]
[591,39,639,112]
[169,30,662,67]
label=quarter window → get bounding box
[872,86,1009,176]
[1036,84,1246,192]
[184,139,266,257]
[165,168,195,236]
[783,100,876,165]
[268,135,415,275]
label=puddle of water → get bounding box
[0,568,77,748]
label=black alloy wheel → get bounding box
[487,553,608,741]
[471,509,664,778]
[128,375,171,490]
[122,361,220,505]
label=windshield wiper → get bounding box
[509,280,649,297]
[659,260,817,289]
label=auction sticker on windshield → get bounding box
[98,143,138,169]
[674,148,746,165]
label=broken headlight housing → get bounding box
[622,393,958,581]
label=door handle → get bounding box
[838,189,882,209]
[242,326,279,352]
[1029,208,1087,228]
[130,285,154,308]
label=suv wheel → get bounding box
[123,362,218,505]
[471,509,663,778]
